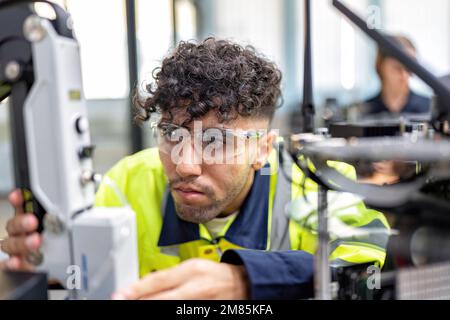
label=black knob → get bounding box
[78,145,95,159]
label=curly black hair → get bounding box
[134,37,283,125]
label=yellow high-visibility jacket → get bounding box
[95,147,389,281]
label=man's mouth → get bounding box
[172,184,208,202]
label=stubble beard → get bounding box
[173,167,252,224]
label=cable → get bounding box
[101,175,131,208]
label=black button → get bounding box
[78,145,95,159]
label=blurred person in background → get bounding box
[363,34,431,117]
[354,35,429,186]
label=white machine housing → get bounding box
[22,15,138,299]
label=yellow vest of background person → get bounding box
[95,147,390,277]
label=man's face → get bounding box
[158,111,273,224]
[380,48,416,88]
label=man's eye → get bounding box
[204,135,224,146]
[171,133,184,143]
[161,130,182,143]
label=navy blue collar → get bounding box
[158,163,271,250]
[366,90,430,114]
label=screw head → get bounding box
[4,61,21,81]
[44,214,65,234]
[26,250,44,266]
[23,15,47,42]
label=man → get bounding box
[357,35,429,187]
[1,38,389,299]
[363,34,430,116]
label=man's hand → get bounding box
[0,189,41,271]
[112,258,250,300]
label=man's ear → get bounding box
[251,130,277,171]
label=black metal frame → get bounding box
[125,0,143,153]
[301,0,315,133]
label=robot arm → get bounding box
[0,0,138,299]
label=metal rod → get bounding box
[171,0,177,46]
[125,0,143,153]
[301,0,315,133]
[315,185,331,299]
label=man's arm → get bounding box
[112,258,250,300]
[221,249,314,299]
[112,250,314,300]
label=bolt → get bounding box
[26,250,44,266]
[44,214,65,234]
[23,15,47,42]
[80,170,94,186]
[4,61,21,81]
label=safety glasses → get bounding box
[152,121,266,164]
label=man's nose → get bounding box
[175,143,202,178]
[401,68,411,80]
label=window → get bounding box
[382,0,450,95]
[301,0,373,106]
